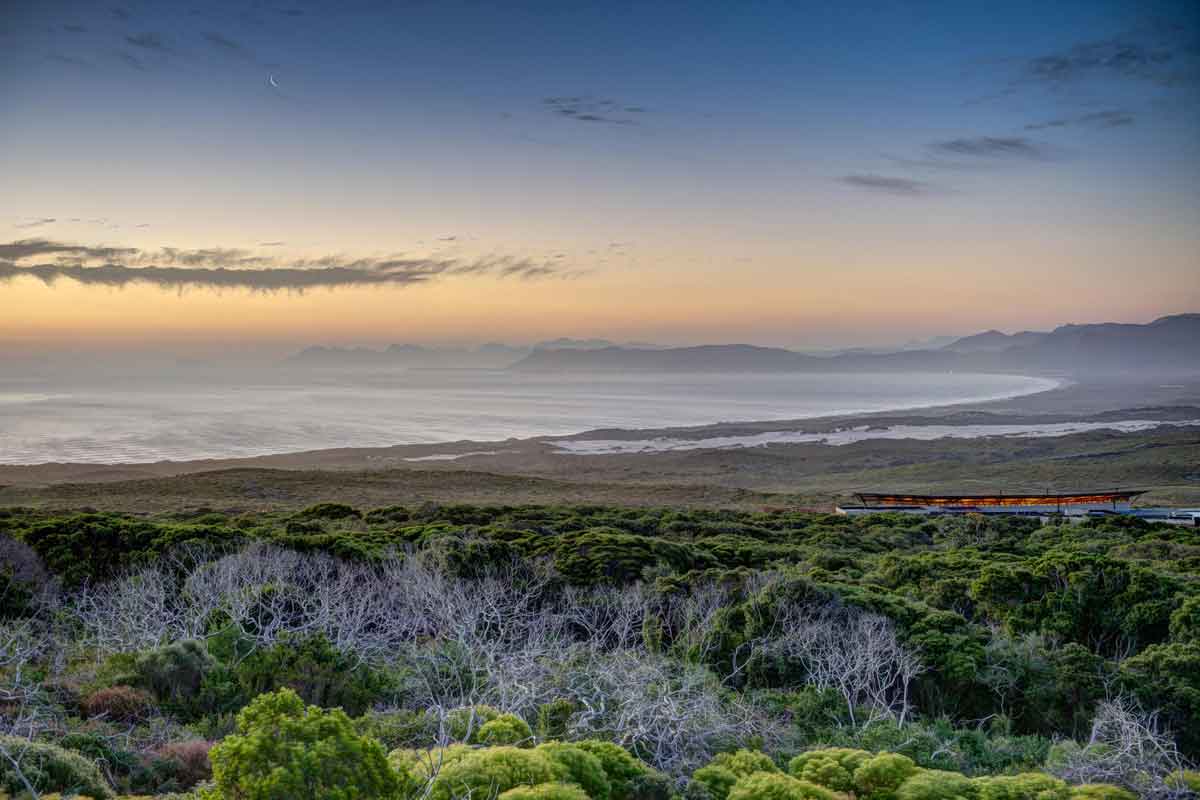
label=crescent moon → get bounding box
[268,74,279,88]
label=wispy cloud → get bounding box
[929,136,1046,159]
[0,240,137,262]
[49,54,91,67]
[125,32,171,52]
[543,96,647,125]
[202,31,257,62]
[1025,110,1134,131]
[0,239,570,292]
[117,51,146,71]
[839,174,931,195]
[1026,33,1194,87]
[14,218,56,230]
[202,31,241,51]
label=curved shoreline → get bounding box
[0,371,1060,465]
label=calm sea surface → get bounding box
[0,370,1057,465]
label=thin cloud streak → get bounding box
[0,239,570,292]
[1025,32,1195,87]
[1025,110,1134,130]
[929,136,1045,159]
[839,174,931,195]
[543,96,646,125]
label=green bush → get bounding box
[537,699,576,739]
[131,639,216,717]
[1066,786,1137,800]
[207,688,401,800]
[695,750,780,800]
[56,730,140,781]
[1171,770,1200,791]
[291,503,363,521]
[500,783,594,800]
[573,740,655,800]
[233,633,393,717]
[692,766,741,800]
[0,734,115,799]
[1169,595,1200,643]
[537,742,614,800]
[445,704,505,741]
[354,709,436,750]
[388,743,475,796]
[972,773,1070,800]
[440,704,533,745]
[626,768,674,800]
[827,718,1049,775]
[854,753,918,800]
[479,714,535,746]
[711,751,780,778]
[425,746,567,800]
[0,535,47,618]
[788,748,871,793]
[1118,641,1200,753]
[726,772,841,800]
[896,770,978,800]
[21,513,239,586]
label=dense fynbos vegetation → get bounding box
[1,504,1198,799]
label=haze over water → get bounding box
[0,371,1056,465]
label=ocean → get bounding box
[0,369,1057,465]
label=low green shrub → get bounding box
[425,746,566,800]
[537,743,613,800]
[726,772,841,800]
[129,639,216,719]
[895,770,977,800]
[208,688,401,800]
[695,750,780,800]
[1066,786,1137,800]
[973,773,1069,800]
[692,765,741,800]
[55,730,140,780]
[537,699,576,739]
[500,783,594,800]
[233,633,394,716]
[478,714,535,746]
[788,748,871,794]
[853,753,919,800]
[0,734,115,799]
[354,709,436,750]
[573,740,656,800]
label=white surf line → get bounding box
[552,419,1200,456]
[402,450,513,461]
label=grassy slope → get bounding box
[2,426,1196,512]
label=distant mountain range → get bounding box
[941,329,1048,354]
[509,314,1200,374]
[290,338,667,368]
[289,314,1198,374]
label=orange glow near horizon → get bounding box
[2,236,1196,354]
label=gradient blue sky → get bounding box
[2,0,1198,353]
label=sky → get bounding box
[2,0,1198,356]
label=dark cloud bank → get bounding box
[0,239,565,291]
